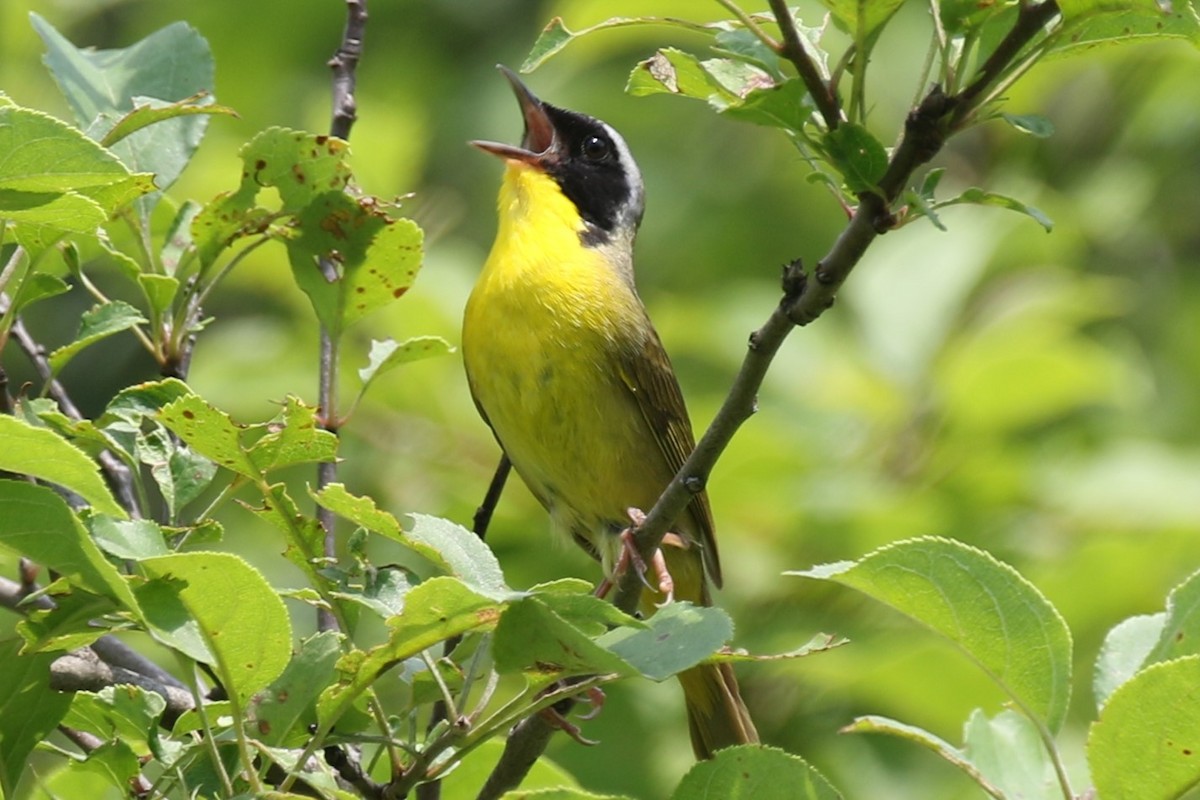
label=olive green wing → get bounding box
[618,324,723,588]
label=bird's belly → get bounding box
[464,287,668,559]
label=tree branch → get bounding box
[766,0,842,130]
[50,648,195,726]
[470,0,1066,790]
[314,0,369,635]
[951,0,1062,128]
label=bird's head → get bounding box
[471,65,645,247]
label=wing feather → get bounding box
[618,323,723,587]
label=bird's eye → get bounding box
[581,135,611,162]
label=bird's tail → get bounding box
[677,660,759,759]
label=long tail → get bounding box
[678,661,759,759]
[644,541,759,759]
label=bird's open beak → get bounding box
[470,65,557,168]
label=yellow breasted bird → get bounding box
[462,66,758,759]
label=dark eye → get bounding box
[581,135,611,162]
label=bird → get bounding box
[462,65,758,759]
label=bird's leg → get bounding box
[536,684,606,745]
[593,508,675,604]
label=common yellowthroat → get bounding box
[463,66,758,759]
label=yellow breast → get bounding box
[462,164,666,558]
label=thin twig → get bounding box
[949,0,1061,129]
[314,0,369,636]
[765,0,842,130]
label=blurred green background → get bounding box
[3,0,1200,797]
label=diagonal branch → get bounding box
[766,0,842,130]
[474,0,1067,792]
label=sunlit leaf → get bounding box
[1088,656,1200,800]
[670,745,842,800]
[598,602,734,682]
[0,481,138,609]
[33,14,216,204]
[140,552,292,704]
[48,300,148,375]
[157,392,260,479]
[248,631,342,747]
[1052,0,1200,56]
[0,639,74,796]
[790,537,1073,733]
[358,335,454,389]
[0,415,124,516]
[317,577,502,729]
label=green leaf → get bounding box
[669,745,842,800]
[790,536,1073,733]
[63,738,140,793]
[1146,568,1200,664]
[317,577,502,729]
[97,377,195,460]
[1000,112,1055,138]
[155,440,218,518]
[936,187,1053,231]
[522,17,577,71]
[33,14,216,200]
[236,127,351,212]
[314,485,503,590]
[501,789,633,800]
[61,685,166,757]
[0,104,151,247]
[1051,0,1200,56]
[287,192,424,331]
[0,481,138,611]
[157,392,260,479]
[0,639,74,796]
[358,336,454,388]
[0,105,146,198]
[246,396,338,472]
[628,49,736,103]
[18,591,118,653]
[521,16,725,73]
[9,272,70,314]
[818,0,907,42]
[160,199,201,276]
[1094,613,1165,710]
[48,300,148,375]
[444,742,584,798]
[248,631,342,747]
[493,597,635,684]
[0,415,125,516]
[844,715,1003,795]
[406,513,511,599]
[719,79,814,132]
[137,274,179,317]
[531,579,643,636]
[1094,569,1200,709]
[962,709,1059,800]
[1088,656,1200,800]
[89,517,169,560]
[98,93,236,148]
[332,566,412,619]
[140,552,292,705]
[598,602,733,681]
[821,123,889,194]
